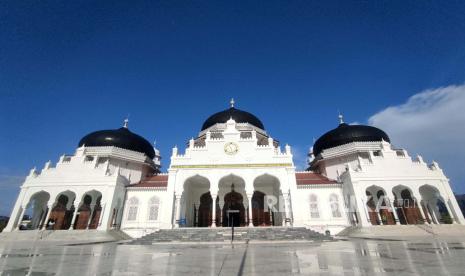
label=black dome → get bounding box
[313,122,390,157]
[78,127,155,159]
[201,107,265,131]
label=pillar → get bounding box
[376,212,384,225]
[387,197,400,225]
[41,205,53,230]
[358,196,372,227]
[420,202,431,224]
[417,201,428,224]
[86,204,96,229]
[412,192,427,224]
[283,194,291,227]
[174,195,182,228]
[444,199,457,224]
[211,193,217,227]
[4,188,28,232]
[428,202,439,224]
[247,193,254,227]
[219,201,224,227]
[17,206,27,230]
[194,204,199,227]
[69,206,79,230]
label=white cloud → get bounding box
[0,174,24,189]
[368,84,465,193]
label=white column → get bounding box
[357,196,372,227]
[4,188,28,232]
[69,207,79,230]
[387,197,400,225]
[376,212,384,225]
[17,206,27,230]
[413,192,427,224]
[41,205,53,230]
[428,202,439,224]
[174,195,181,228]
[444,199,457,224]
[211,193,217,227]
[86,204,96,229]
[219,201,224,227]
[283,194,291,226]
[418,201,429,224]
[420,202,431,224]
[247,193,254,227]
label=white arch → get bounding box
[52,190,77,209]
[419,184,453,224]
[22,191,51,230]
[253,173,280,190]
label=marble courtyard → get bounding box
[1,236,465,275]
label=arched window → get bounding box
[127,197,139,221]
[309,194,320,218]
[147,196,160,221]
[330,194,342,218]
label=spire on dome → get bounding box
[338,112,344,125]
[123,118,129,128]
[230,98,235,108]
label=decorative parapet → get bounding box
[170,163,293,169]
[320,141,384,159]
[83,146,154,166]
[296,183,343,189]
[319,141,442,173]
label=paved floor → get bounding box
[0,237,464,275]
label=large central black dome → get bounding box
[78,126,155,159]
[313,121,390,157]
[201,105,265,131]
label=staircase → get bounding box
[129,227,331,244]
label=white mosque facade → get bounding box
[4,101,465,237]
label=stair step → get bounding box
[128,227,330,244]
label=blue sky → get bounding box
[1,1,465,215]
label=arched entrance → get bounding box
[50,191,76,230]
[218,174,247,227]
[183,175,210,227]
[252,191,271,226]
[198,192,212,227]
[20,191,50,230]
[89,195,103,229]
[75,190,103,229]
[376,190,396,225]
[75,195,92,229]
[223,188,246,227]
[419,185,453,224]
[252,174,281,226]
[365,186,396,225]
[392,186,423,225]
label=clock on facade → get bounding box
[224,142,239,155]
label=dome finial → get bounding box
[230,98,235,108]
[123,117,129,128]
[338,112,344,125]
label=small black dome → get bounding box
[78,126,155,159]
[313,122,390,157]
[201,106,265,131]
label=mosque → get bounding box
[4,100,464,237]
